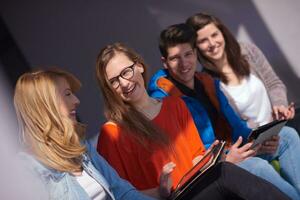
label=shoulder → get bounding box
[18,152,64,183]
[101,121,118,133]
[161,96,185,107]
[195,71,215,85]
[148,69,168,90]
[240,42,262,57]
[159,96,190,118]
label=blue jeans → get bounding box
[238,126,300,200]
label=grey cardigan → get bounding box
[240,42,288,107]
[220,42,288,122]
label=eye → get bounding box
[212,31,219,38]
[185,51,194,57]
[169,56,179,62]
[64,89,72,96]
[109,78,119,88]
[197,38,207,45]
[121,68,133,79]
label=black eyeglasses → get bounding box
[108,62,136,89]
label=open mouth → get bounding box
[123,84,136,96]
[70,110,76,118]
[181,68,191,74]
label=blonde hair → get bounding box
[14,68,86,172]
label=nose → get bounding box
[73,95,80,106]
[180,57,189,68]
[118,76,130,88]
[208,37,216,47]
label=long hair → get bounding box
[96,43,169,147]
[14,68,86,172]
[186,13,250,84]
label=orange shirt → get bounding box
[97,96,205,190]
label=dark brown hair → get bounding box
[186,13,250,84]
[96,42,169,147]
[159,23,197,58]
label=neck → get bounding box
[134,91,153,109]
[213,52,229,71]
[134,93,162,120]
[185,79,195,90]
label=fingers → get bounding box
[232,136,243,148]
[162,162,176,175]
[192,155,203,166]
[288,102,295,119]
[241,149,256,158]
[159,162,176,198]
[273,104,295,120]
[239,141,254,152]
[259,145,278,154]
[207,140,220,152]
[273,106,279,120]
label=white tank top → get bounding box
[221,74,272,126]
[75,170,108,200]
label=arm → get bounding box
[215,80,252,141]
[242,43,289,107]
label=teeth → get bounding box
[124,85,135,95]
[70,110,76,114]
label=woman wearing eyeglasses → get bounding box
[95,42,289,200]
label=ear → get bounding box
[136,63,144,73]
[161,57,168,69]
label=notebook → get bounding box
[169,141,226,200]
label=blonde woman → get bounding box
[14,68,154,200]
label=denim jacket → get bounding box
[19,141,154,200]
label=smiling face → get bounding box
[196,23,226,63]
[56,77,80,122]
[105,52,146,104]
[162,43,197,89]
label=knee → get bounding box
[279,126,300,144]
[240,157,272,175]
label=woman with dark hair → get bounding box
[187,12,300,199]
[95,42,290,200]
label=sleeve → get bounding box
[242,42,288,107]
[88,142,154,200]
[175,98,206,156]
[215,80,252,142]
[97,124,129,181]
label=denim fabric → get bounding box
[238,126,300,200]
[19,141,154,200]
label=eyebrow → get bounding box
[64,88,72,93]
[108,63,134,80]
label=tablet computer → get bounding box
[169,141,226,200]
[248,119,287,148]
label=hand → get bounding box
[192,140,220,166]
[256,136,279,155]
[273,102,295,120]
[225,136,256,164]
[159,162,176,198]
